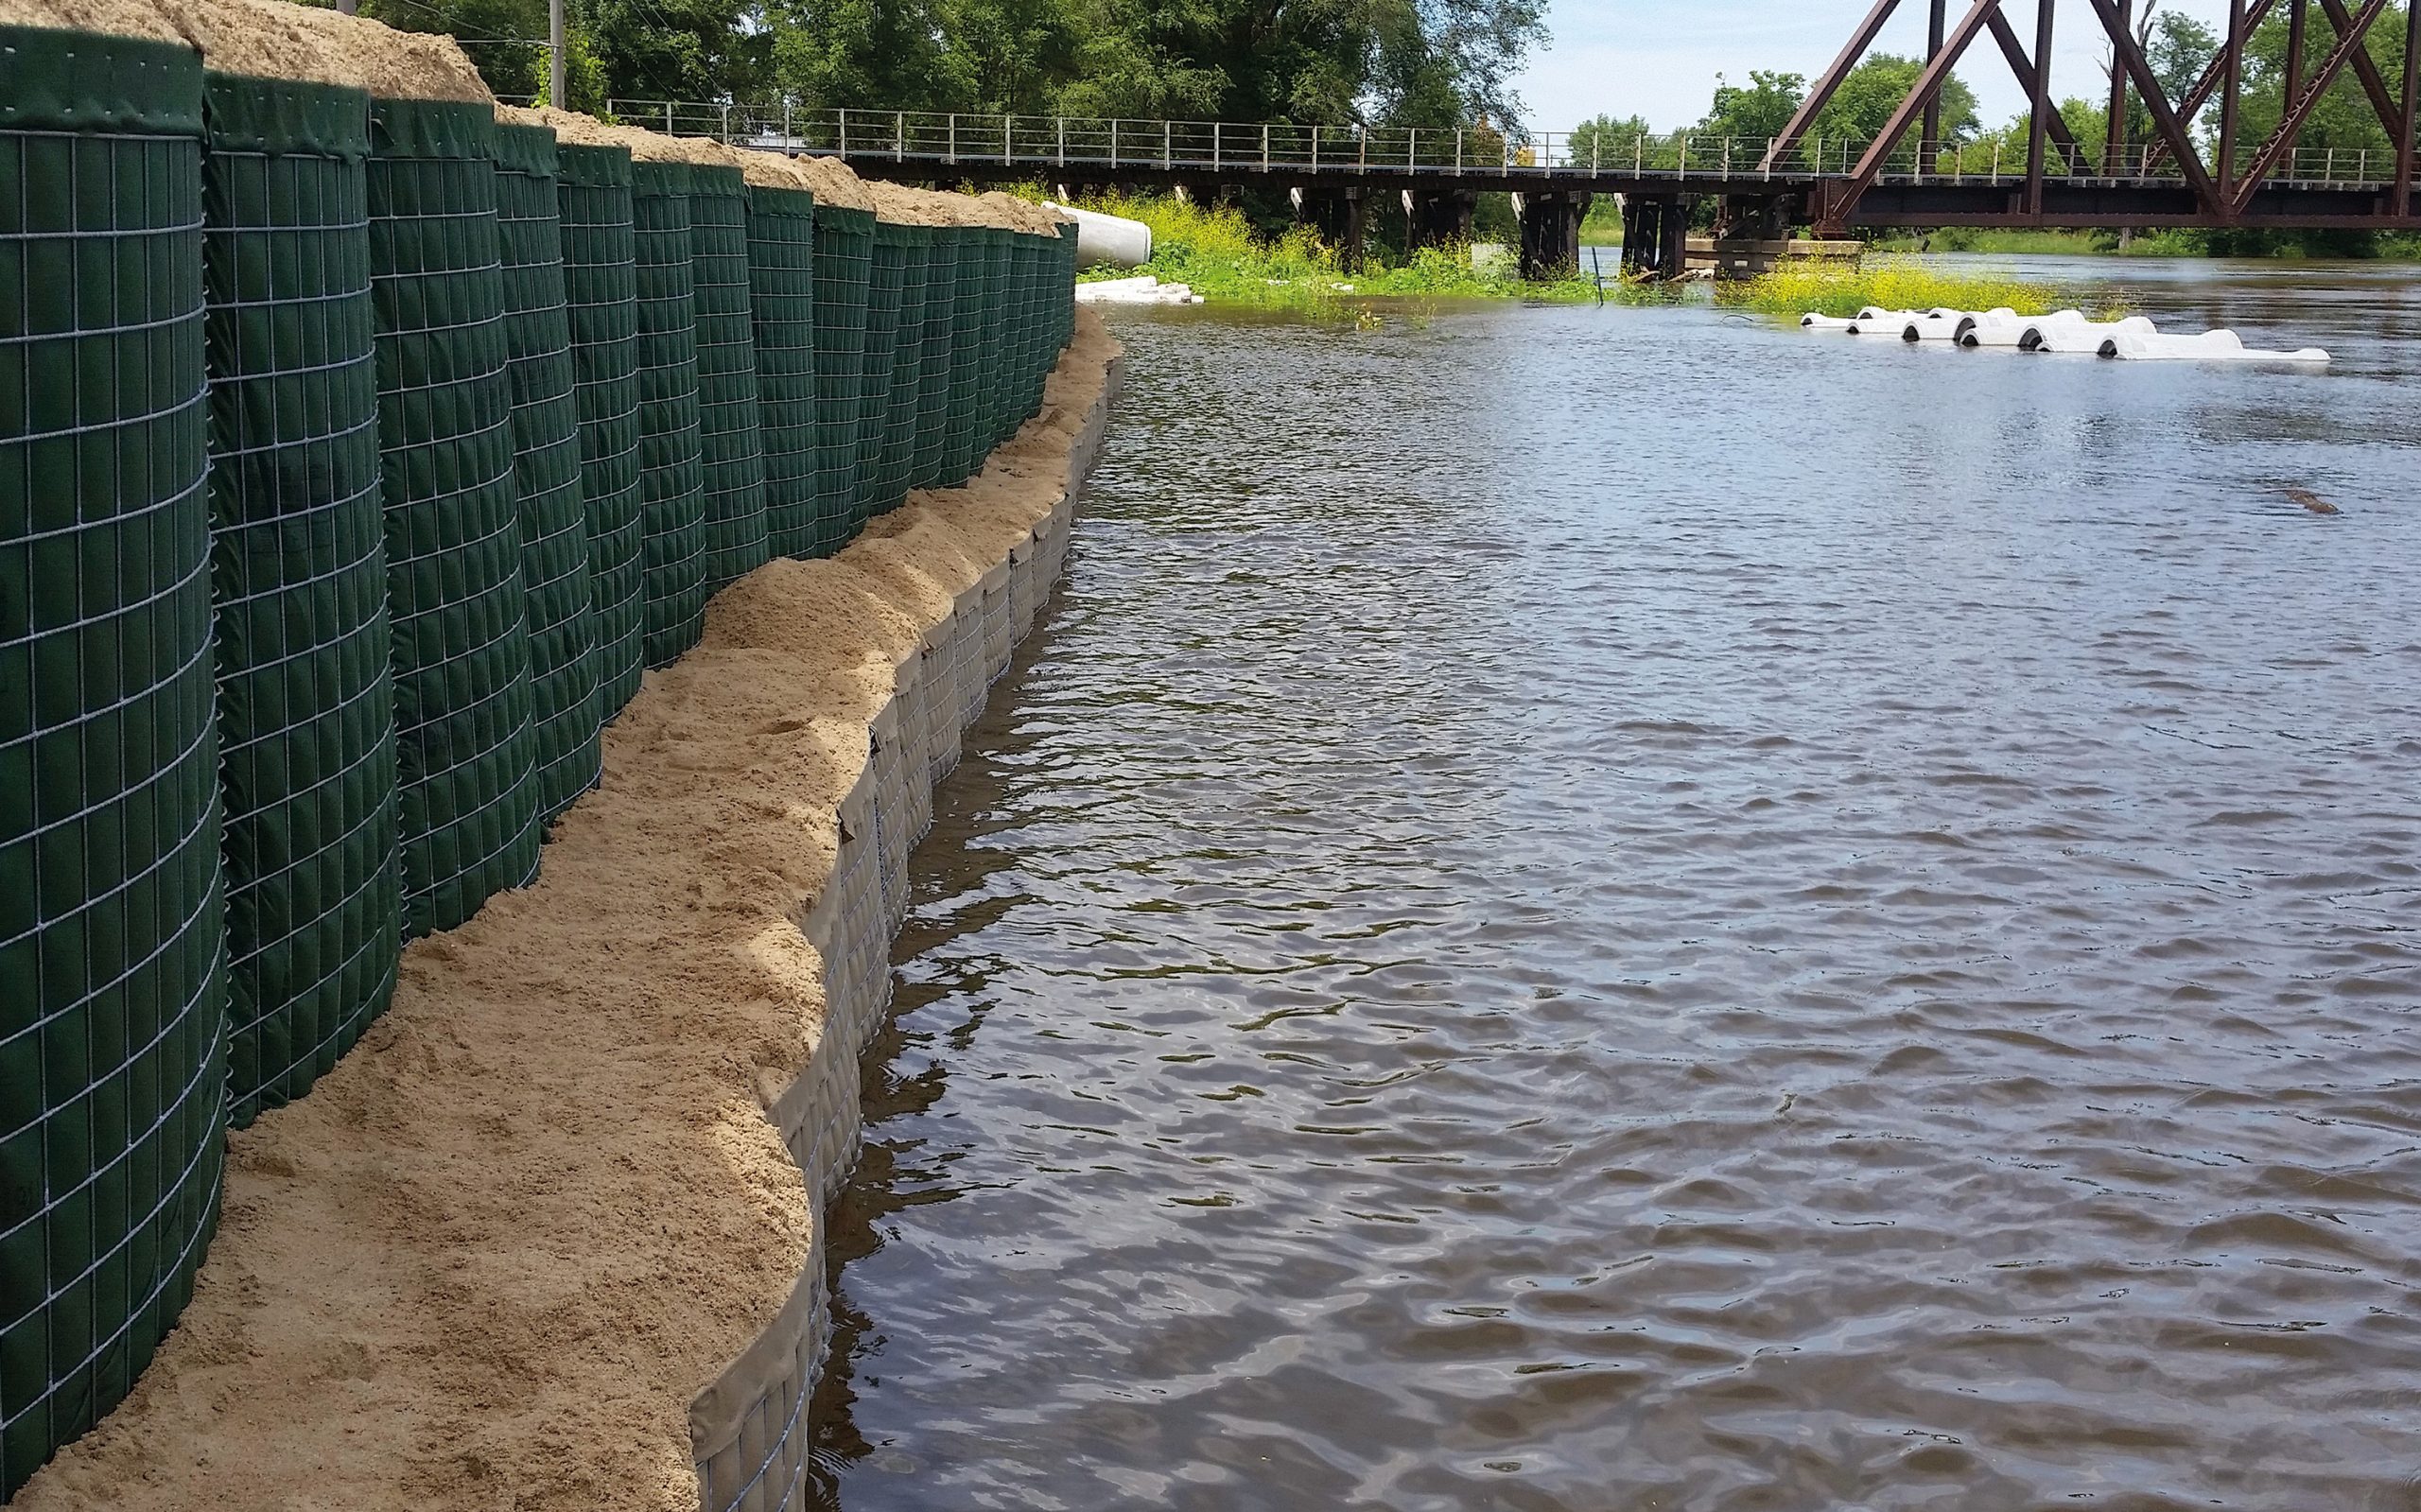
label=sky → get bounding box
[1510,0,2240,135]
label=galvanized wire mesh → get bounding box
[688,165,768,596]
[745,184,817,561]
[978,229,1011,450]
[630,160,706,668]
[0,28,228,1495]
[367,96,540,941]
[850,227,905,538]
[875,224,928,517]
[555,142,644,724]
[493,122,599,830]
[809,206,871,557]
[944,229,985,483]
[199,72,400,1126]
[912,234,956,491]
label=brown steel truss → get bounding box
[1789,0,2421,232]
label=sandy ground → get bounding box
[14,314,1120,1512]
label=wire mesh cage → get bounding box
[688,164,769,597]
[554,141,644,725]
[366,97,540,940]
[199,72,401,1126]
[1,27,230,1495]
[809,205,872,558]
[744,184,817,561]
[875,223,930,518]
[850,224,906,537]
[912,233,957,492]
[492,121,599,831]
[944,227,986,483]
[629,160,707,668]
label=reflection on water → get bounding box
[810,260,2421,1511]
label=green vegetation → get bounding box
[1068,191,1609,309]
[1714,256,2121,321]
[337,0,1548,130]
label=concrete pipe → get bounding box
[1045,201,1152,269]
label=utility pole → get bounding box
[549,0,566,106]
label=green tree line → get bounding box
[336,0,1548,129]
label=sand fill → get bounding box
[0,0,182,43]
[11,310,1120,1512]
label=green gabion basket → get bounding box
[745,183,816,560]
[0,27,229,1495]
[851,222,906,534]
[983,228,1013,446]
[367,97,540,940]
[876,223,930,516]
[555,141,643,724]
[687,164,767,596]
[944,227,986,483]
[199,71,399,1126]
[912,231,957,491]
[630,160,707,667]
[809,204,872,557]
[493,121,599,829]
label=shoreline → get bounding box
[16,314,1123,1512]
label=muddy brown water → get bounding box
[808,258,2421,1511]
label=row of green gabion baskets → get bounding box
[0,26,1077,1493]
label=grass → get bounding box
[1061,190,1608,308]
[1713,254,2121,320]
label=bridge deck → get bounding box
[602,103,2421,231]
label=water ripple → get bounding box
[812,274,2421,1512]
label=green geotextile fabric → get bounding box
[367,96,539,940]
[809,205,871,557]
[875,224,929,517]
[199,72,399,1127]
[630,160,705,666]
[850,226,906,536]
[0,28,228,1498]
[686,165,767,596]
[1015,234,1046,417]
[745,185,816,560]
[555,143,642,722]
[493,123,598,829]
[944,228,985,483]
[982,230,1012,446]
[912,234,956,491]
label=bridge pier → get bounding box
[1619,195,1695,280]
[1291,185,1370,271]
[1511,190,1591,278]
[1402,188,1476,252]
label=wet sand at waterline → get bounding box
[13,317,1122,1512]
[810,272,2421,1511]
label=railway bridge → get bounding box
[613,0,2421,275]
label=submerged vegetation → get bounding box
[1068,191,1609,308]
[1715,256,2122,321]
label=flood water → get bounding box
[808,257,2421,1511]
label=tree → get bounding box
[1567,112,1653,168]
[1806,53,1980,156]
[1696,69,1804,144]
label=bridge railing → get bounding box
[602,102,2407,188]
